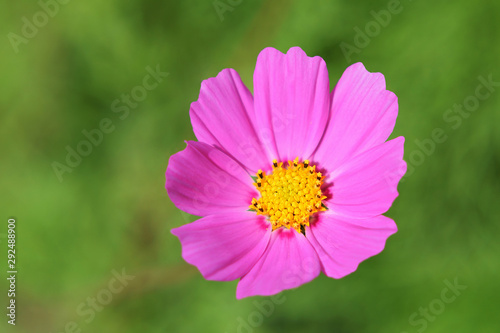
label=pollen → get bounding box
[249,157,327,233]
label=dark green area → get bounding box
[1,0,499,332]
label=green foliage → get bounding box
[1,0,499,332]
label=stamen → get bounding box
[251,158,327,233]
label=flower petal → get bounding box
[236,228,320,299]
[252,47,330,162]
[190,68,272,173]
[313,62,398,170]
[325,137,406,219]
[306,214,397,279]
[166,141,258,216]
[171,211,271,281]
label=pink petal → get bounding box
[236,228,320,299]
[325,137,406,219]
[171,211,271,281]
[313,62,398,171]
[306,213,397,278]
[252,47,331,162]
[190,69,272,173]
[166,141,258,216]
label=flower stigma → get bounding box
[249,157,327,233]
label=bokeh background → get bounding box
[1,0,499,332]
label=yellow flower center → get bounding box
[250,157,327,233]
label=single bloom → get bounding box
[166,47,406,299]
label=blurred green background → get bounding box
[1,0,499,332]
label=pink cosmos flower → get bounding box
[166,47,406,299]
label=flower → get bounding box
[166,47,406,299]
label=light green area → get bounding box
[1,0,499,332]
